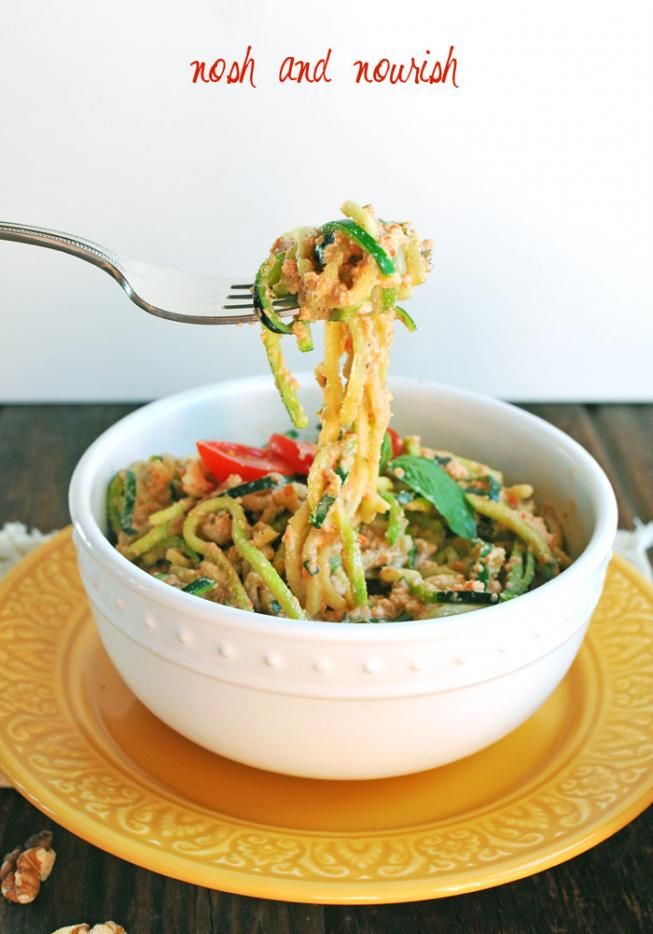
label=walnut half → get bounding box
[1,830,56,905]
[50,924,127,934]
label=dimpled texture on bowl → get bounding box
[69,377,617,779]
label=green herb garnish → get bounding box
[389,455,477,539]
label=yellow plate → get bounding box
[0,529,652,904]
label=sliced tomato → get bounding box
[387,428,403,458]
[197,440,294,482]
[268,433,316,475]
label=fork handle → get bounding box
[0,221,125,283]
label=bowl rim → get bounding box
[69,375,618,643]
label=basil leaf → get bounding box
[389,455,477,539]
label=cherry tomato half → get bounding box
[197,441,294,482]
[387,428,403,458]
[268,434,316,475]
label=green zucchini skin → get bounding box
[394,305,417,332]
[120,471,137,533]
[319,220,396,276]
[379,432,393,473]
[256,303,291,335]
[424,590,500,605]
[226,476,279,498]
[181,577,217,596]
[107,470,137,538]
[313,226,336,269]
[225,473,306,500]
[106,474,123,539]
[254,255,294,335]
[261,330,310,429]
[310,493,336,528]
[403,575,502,605]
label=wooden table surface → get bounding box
[0,403,651,934]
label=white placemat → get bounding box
[1,521,652,789]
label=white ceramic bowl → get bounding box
[69,377,617,780]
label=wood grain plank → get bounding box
[0,404,141,529]
[207,893,326,934]
[521,404,636,528]
[590,405,653,523]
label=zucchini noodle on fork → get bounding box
[107,201,571,622]
[254,202,432,617]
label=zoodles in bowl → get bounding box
[107,202,570,621]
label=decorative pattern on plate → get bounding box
[0,529,652,903]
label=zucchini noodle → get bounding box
[107,202,571,621]
[254,203,431,616]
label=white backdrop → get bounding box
[0,0,651,401]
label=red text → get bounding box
[353,46,459,87]
[278,48,333,83]
[190,45,257,87]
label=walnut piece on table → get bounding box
[50,924,127,934]
[1,830,56,905]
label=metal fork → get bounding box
[0,222,299,325]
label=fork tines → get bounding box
[223,283,299,313]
